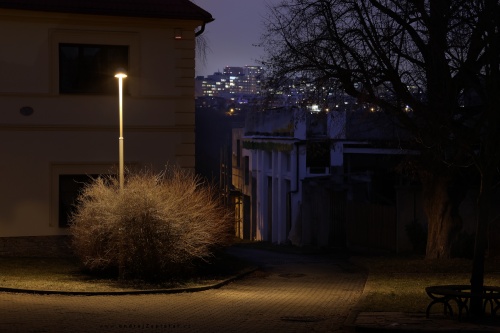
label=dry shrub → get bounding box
[70,167,233,281]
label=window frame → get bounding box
[50,29,139,96]
[58,43,129,95]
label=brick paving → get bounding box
[0,247,366,333]
[354,312,500,332]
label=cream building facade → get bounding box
[0,0,212,254]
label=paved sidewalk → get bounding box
[352,312,500,332]
[2,245,500,332]
[0,246,366,333]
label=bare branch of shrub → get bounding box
[70,167,233,280]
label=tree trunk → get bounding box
[469,184,489,317]
[421,172,465,259]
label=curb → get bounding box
[0,266,259,296]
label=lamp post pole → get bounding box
[115,70,127,191]
[115,69,127,280]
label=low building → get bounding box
[231,107,424,252]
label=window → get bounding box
[307,141,330,168]
[244,156,250,185]
[236,140,241,167]
[58,174,103,227]
[266,151,272,170]
[284,153,291,172]
[59,43,129,94]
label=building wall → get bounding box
[232,108,421,248]
[232,108,336,245]
[238,139,318,245]
[0,9,200,237]
[231,128,245,238]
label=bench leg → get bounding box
[484,298,500,317]
[426,299,454,318]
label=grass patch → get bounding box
[352,255,500,313]
[0,253,253,293]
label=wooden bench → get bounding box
[426,285,500,318]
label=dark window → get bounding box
[267,176,273,241]
[59,174,101,228]
[236,140,241,167]
[306,140,330,168]
[266,151,272,169]
[59,43,129,94]
[309,167,327,174]
[244,156,250,185]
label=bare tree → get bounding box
[262,0,500,316]
[195,33,211,71]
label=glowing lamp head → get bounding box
[115,69,128,79]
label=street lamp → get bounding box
[115,69,127,280]
[115,69,127,191]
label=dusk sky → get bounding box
[192,0,278,77]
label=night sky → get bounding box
[193,0,278,77]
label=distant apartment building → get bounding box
[239,66,263,95]
[196,65,263,99]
